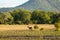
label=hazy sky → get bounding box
[0,0,29,8]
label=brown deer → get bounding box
[28,26,32,30]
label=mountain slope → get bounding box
[0,8,13,12]
[16,0,60,11]
[0,0,60,12]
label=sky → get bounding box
[0,0,29,8]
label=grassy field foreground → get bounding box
[0,25,59,40]
[0,30,60,40]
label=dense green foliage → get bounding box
[0,9,60,25]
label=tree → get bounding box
[0,12,5,24]
[2,12,14,24]
[32,10,51,24]
[20,10,31,24]
[10,9,31,24]
[10,9,22,21]
[32,10,41,24]
[0,15,3,24]
[51,13,60,24]
[42,13,51,24]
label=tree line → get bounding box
[0,9,60,25]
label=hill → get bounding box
[0,0,60,12]
[17,0,60,11]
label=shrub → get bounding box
[55,22,60,31]
[40,28,44,31]
[34,25,39,29]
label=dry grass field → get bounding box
[0,24,55,31]
[0,24,59,40]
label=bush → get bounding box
[55,22,60,31]
[40,28,44,31]
[34,25,39,29]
